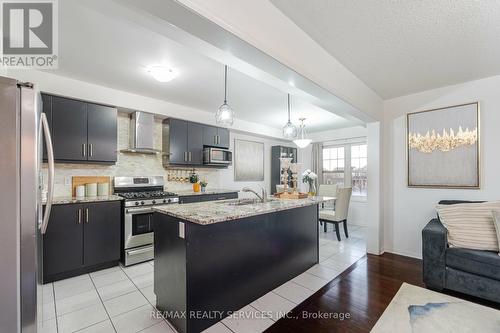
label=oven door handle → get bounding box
[125,207,154,214]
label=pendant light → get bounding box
[282,94,298,139]
[293,118,312,148]
[215,65,234,126]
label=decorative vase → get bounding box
[308,182,316,196]
[193,183,201,192]
[201,186,206,193]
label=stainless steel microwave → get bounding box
[203,147,232,165]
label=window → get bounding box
[322,146,345,186]
[322,142,367,196]
[351,144,367,196]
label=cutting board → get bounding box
[72,176,111,196]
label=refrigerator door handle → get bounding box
[41,112,54,234]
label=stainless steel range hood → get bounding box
[121,111,160,154]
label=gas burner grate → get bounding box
[117,191,177,200]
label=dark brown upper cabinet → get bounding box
[202,125,229,149]
[163,119,204,166]
[42,94,117,164]
[87,103,117,163]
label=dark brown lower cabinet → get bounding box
[84,201,121,267]
[43,203,84,279]
[43,201,121,283]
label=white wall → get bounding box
[367,122,382,254]
[383,75,500,258]
[308,126,367,143]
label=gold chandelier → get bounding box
[409,126,477,153]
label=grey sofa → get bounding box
[422,200,500,303]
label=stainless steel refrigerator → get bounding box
[0,76,55,333]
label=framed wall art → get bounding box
[234,139,264,181]
[407,102,480,188]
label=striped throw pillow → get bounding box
[436,201,500,252]
[493,211,500,256]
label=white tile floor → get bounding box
[39,226,366,333]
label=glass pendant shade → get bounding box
[216,65,234,126]
[293,118,312,148]
[283,121,297,139]
[282,94,298,139]
[215,102,234,126]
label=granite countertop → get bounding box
[153,196,335,225]
[43,195,123,205]
[175,188,239,196]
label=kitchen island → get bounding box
[153,196,333,333]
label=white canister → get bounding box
[97,183,109,196]
[85,183,97,197]
[75,185,85,198]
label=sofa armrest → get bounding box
[422,218,448,290]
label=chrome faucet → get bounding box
[242,186,268,203]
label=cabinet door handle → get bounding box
[216,135,220,145]
[188,152,192,161]
[184,151,188,162]
[78,209,82,224]
[214,135,217,145]
[89,144,93,157]
[82,143,86,156]
[85,208,89,223]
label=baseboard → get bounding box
[43,261,119,283]
[350,224,367,227]
[383,248,422,259]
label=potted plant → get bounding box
[199,180,208,192]
[302,169,318,196]
[189,172,200,192]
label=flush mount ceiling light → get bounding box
[147,66,177,82]
[293,118,312,149]
[215,65,235,126]
[282,94,297,139]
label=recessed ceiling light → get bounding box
[146,66,177,82]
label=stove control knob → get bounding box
[135,202,139,206]
[163,199,167,203]
[152,200,156,204]
[140,201,145,205]
[167,199,172,203]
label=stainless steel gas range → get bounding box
[114,176,178,266]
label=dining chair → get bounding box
[319,187,352,241]
[317,184,337,227]
[318,184,338,208]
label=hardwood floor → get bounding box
[266,252,500,333]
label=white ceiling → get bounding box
[271,0,500,99]
[50,0,357,133]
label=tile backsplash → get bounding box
[42,112,219,197]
